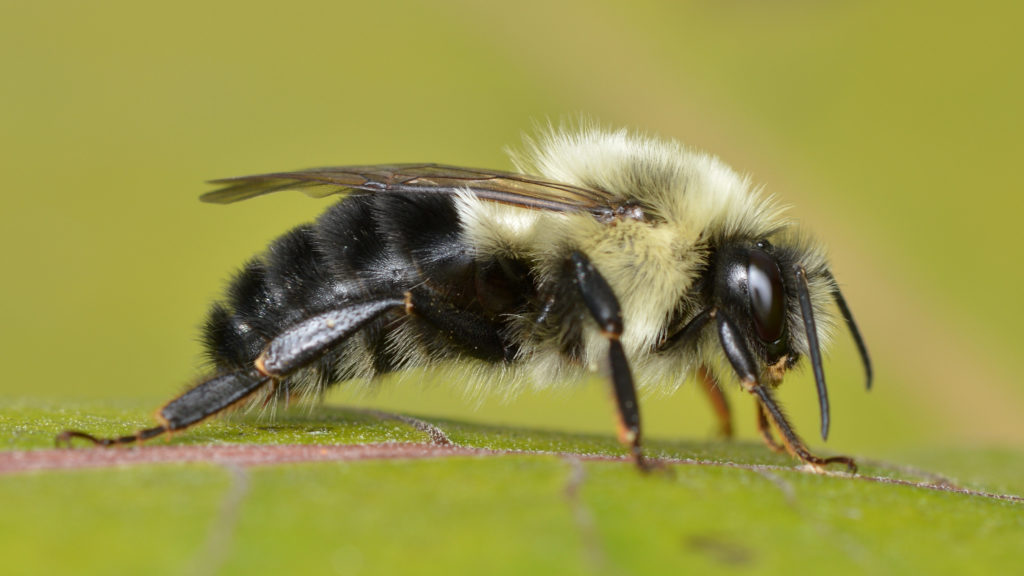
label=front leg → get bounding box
[568,251,650,471]
[715,310,857,473]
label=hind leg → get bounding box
[56,297,407,447]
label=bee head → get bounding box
[696,236,871,440]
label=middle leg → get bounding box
[568,251,649,471]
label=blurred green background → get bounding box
[2,0,1022,462]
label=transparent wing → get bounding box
[202,164,614,213]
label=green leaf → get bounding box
[0,401,1021,576]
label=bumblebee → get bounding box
[58,125,871,472]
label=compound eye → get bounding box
[748,249,785,343]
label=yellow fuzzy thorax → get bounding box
[455,124,829,395]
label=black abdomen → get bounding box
[202,194,533,385]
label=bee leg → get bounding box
[256,298,406,375]
[654,312,733,438]
[56,298,406,448]
[715,310,857,473]
[404,286,511,361]
[751,385,857,473]
[568,252,650,471]
[697,366,733,438]
[754,401,785,453]
[55,427,169,447]
[55,368,270,447]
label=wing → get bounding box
[201,164,615,214]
